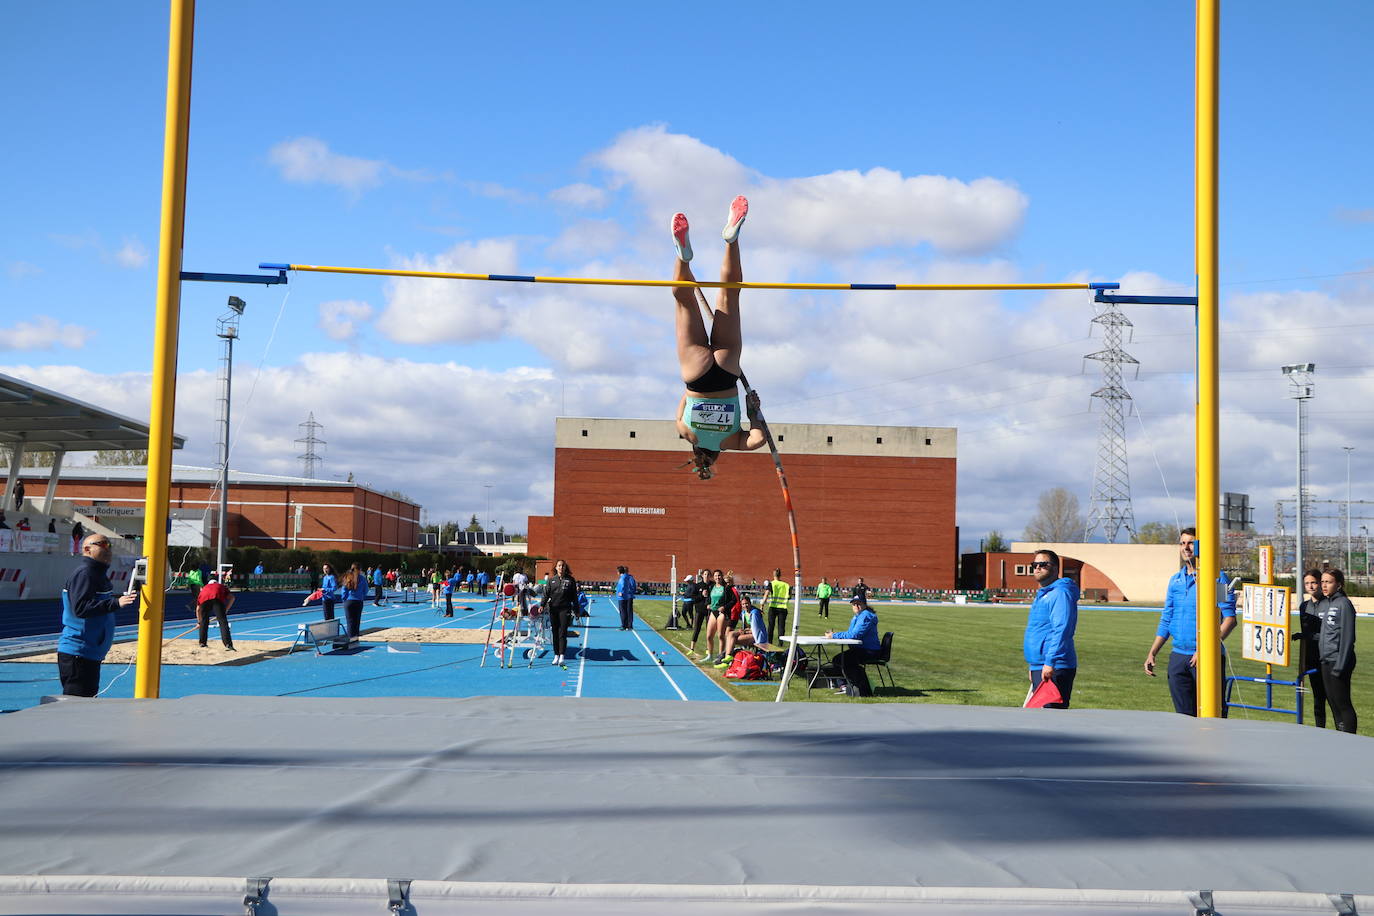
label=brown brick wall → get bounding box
[6,476,419,552]
[526,516,554,570]
[534,447,955,586]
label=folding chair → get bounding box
[861,631,894,689]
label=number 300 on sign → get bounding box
[1244,622,1285,665]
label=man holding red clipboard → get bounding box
[1022,550,1078,709]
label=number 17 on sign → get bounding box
[1241,584,1290,667]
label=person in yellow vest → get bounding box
[766,567,790,644]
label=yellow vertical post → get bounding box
[1195,0,1221,717]
[134,0,196,699]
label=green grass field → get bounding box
[647,599,1374,737]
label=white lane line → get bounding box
[630,625,687,701]
[572,612,589,698]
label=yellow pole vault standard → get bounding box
[135,0,196,699]
[1195,0,1222,718]
[274,263,1114,293]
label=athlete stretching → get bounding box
[672,196,767,480]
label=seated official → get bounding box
[715,595,773,667]
[823,595,881,697]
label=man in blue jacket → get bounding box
[57,534,139,696]
[825,594,881,697]
[1023,549,1078,708]
[1143,527,1238,716]
[615,565,637,630]
[371,566,388,606]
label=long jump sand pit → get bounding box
[366,627,489,644]
[10,639,290,666]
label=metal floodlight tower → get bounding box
[295,413,326,479]
[1282,363,1315,578]
[1084,300,1140,543]
[1344,446,1355,573]
[215,296,246,574]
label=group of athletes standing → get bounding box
[679,569,870,665]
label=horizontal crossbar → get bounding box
[260,262,1119,293]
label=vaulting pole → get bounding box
[687,288,805,702]
[135,0,196,698]
[1195,0,1222,717]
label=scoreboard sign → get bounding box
[1241,584,1291,666]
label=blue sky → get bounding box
[3,1,1372,550]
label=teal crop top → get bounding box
[682,395,741,451]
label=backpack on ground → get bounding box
[724,649,768,680]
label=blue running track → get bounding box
[0,594,730,712]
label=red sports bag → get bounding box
[723,649,767,680]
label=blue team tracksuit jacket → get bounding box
[1023,576,1079,670]
[58,556,132,661]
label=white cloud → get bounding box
[590,124,1026,255]
[0,317,95,351]
[592,125,753,226]
[317,300,375,341]
[1335,207,1374,224]
[0,357,667,531]
[268,137,387,192]
[547,219,624,259]
[756,169,1027,255]
[45,232,151,270]
[113,237,149,269]
[7,261,42,279]
[375,239,521,344]
[465,181,536,204]
[549,182,609,209]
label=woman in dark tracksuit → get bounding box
[1317,568,1358,733]
[687,569,710,656]
[342,564,369,640]
[545,559,579,669]
[1292,570,1329,727]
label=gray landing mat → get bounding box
[0,695,1370,914]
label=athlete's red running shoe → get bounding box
[721,195,749,243]
[671,212,693,262]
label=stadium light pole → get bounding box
[1344,446,1354,573]
[215,296,245,577]
[1282,364,1314,581]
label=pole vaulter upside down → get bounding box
[667,197,806,700]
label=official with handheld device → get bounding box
[56,536,139,696]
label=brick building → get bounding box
[5,465,420,553]
[526,418,957,586]
[959,551,1125,602]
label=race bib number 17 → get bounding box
[689,400,736,432]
